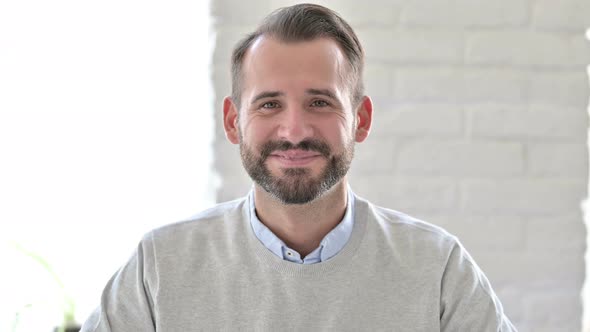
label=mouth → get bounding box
[268,149,324,166]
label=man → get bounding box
[81,4,515,331]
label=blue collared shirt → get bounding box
[249,188,355,264]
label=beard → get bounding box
[240,138,354,205]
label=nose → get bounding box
[277,107,314,144]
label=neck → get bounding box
[253,179,349,257]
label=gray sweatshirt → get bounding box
[81,193,516,331]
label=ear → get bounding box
[354,96,373,143]
[223,96,240,144]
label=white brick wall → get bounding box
[469,105,588,139]
[211,1,590,331]
[532,0,590,32]
[402,0,530,28]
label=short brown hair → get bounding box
[230,3,365,109]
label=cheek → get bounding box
[241,119,273,145]
[331,114,355,136]
[321,123,353,149]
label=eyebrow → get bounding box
[251,91,284,104]
[306,88,338,100]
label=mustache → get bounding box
[259,139,331,160]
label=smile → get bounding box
[268,149,324,166]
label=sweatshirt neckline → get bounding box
[243,192,369,278]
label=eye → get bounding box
[310,99,330,107]
[261,101,280,109]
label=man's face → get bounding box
[225,36,369,204]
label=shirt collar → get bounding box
[319,189,354,262]
[248,186,355,264]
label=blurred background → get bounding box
[0,0,215,330]
[1,0,589,331]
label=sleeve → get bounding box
[80,233,158,332]
[440,239,517,332]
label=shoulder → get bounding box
[356,194,459,259]
[371,203,453,238]
[142,197,248,250]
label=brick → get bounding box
[461,179,586,215]
[364,64,395,98]
[397,140,524,176]
[348,138,396,174]
[571,35,590,67]
[357,28,464,64]
[271,0,402,27]
[349,175,457,213]
[476,252,584,290]
[493,287,526,327]
[524,215,586,252]
[532,0,590,32]
[529,71,589,108]
[523,291,583,330]
[527,325,581,332]
[424,215,527,252]
[372,104,463,138]
[528,143,588,176]
[526,324,580,332]
[394,67,462,102]
[462,69,529,104]
[469,105,588,140]
[401,0,529,28]
[466,31,579,68]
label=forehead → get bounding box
[241,36,349,98]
